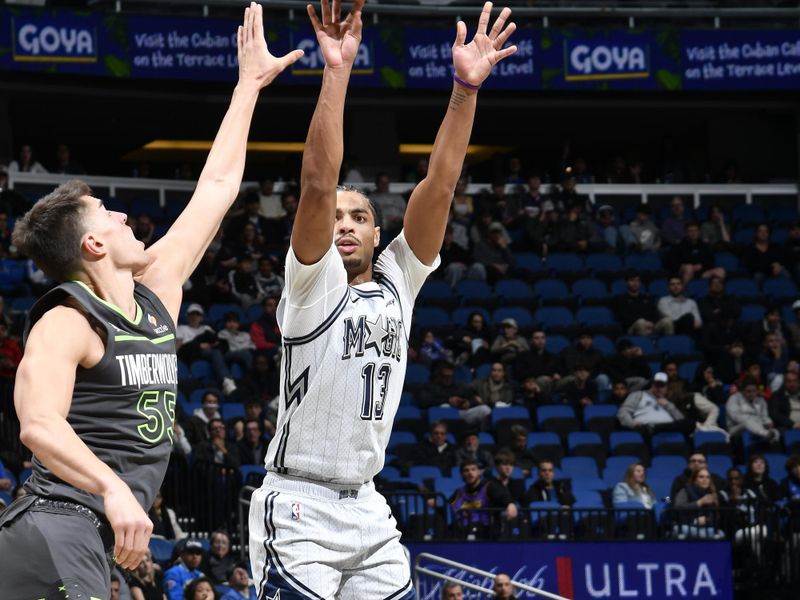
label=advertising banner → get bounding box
[408,541,733,600]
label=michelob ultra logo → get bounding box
[13,16,97,63]
[565,37,649,81]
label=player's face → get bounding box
[335,192,379,276]
[81,196,148,271]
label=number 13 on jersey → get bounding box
[361,362,391,420]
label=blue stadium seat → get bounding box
[546,253,585,274]
[405,364,430,386]
[207,303,245,327]
[657,335,696,357]
[583,404,618,426]
[586,254,624,276]
[418,280,455,304]
[561,456,600,479]
[603,456,641,487]
[245,304,263,323]
[733,228,756,245]
[619,336,658,355]
[571,476,607,492]
[189,360,213,381]
[649,456,686,480]
[479,432,496,447]
[740,304,766,322]
[568,432,604,454]
[427,406,461,427]
[573,490,605,508]
[515,253,546,275]
[221,403,244,421]
[768,206,799,224]
[388,431,417,450]
[433,477,463,499]
[9,296,36,314]
[763,277,798,301]
[592,335,616,355]
[647,279,668,298]
[572,278,608,303]
[533,307,575,330]
[771,228,789,244]
[495,279,534,306]
[678,361,699,382]
[451,307,492,327]
[130,197,163,218]
[785,429,800,453]
[693,430,729,452]
[494,307,534,329]
[714,252,740,272]
[686,279,709,298]
[491,406,531,428]
[414,307,451,330]
[239,464,267,484]
[453,365,472,385]
[455,280,493,305]
[394,406,421,423]
[707,455,733,478]
[527,432,564,464]
[609,432,646,457]
[408,466,443,483]
[625,252,662,273]
[545,335,571,354]
[733,205,765,226]
[763,453,788,477]
[0,259,26,293]
[576,306,616,327]
[533,279,570,303]
[379,466,405,482]
[651,432,688,455]
[536,405,577,427]
[149,538,176,565]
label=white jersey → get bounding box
[265,231,439,484]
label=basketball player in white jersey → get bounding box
[248,1,517,597]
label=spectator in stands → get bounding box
[627,204,661,252]
[148,488,187,541]
[186,389,222,444]
[719,467,756,509]
[558,333,604,385]
[515,375,549,413]
[657,276,702,334]
[701,205,732,250]
[249,296,281,357]
[129,548,164,600]
[787,300,800,355]
[526,460,575,507]
[744,454,781,505]
[236,354,279,421]
[673,468,723,539]
[455,431,495,471]
[519,174,546,220]
[493,573,519,600]
[417,329,452,365]
[558,205,591,252]
[370,172,406,238]
[526,200,562,254]
[514,329,561,396]
[477,180,512,223]
[182,576,215,600]
[737,361,773,402]
[554,172,589,214]
[450,459,517,534]
[451,176,475,224]
[696,364,726,406]
[226,193,271,242]
[666,366,726,437]
[256,177,284,220]
[661,196,688,246]
[217,312,256,372]
[110,573,121,600]
[473,221,516,283]
[613,462,656,508]
[558,363,597,410]
[0,458,13,493]
[591,204,628,252]
[473,362,515,408]
[417,421,457,476]
[759,332,791,392]
[418,361,489,427]
[602,338,651,392]
[669,222,725,285]
[743,223,785,281]
[714,339,749,385]
[783,222,800,285]
[749,305,789,351]
[450,311,492,367]
[0,320,21,381]
[220,563,256,600]
[51,143,84,174]
[177,304,237,395]
[609,380,630,405]
[8,143,47,174]
[770,370,800,431]
[228,255,264,309]
[617,372,694,438]
[698,276,741,328]
[233,419,268,466]
[164,540,206,600]
[726,377,780,444]
[204,530,237,585]
[440,224,485,287]
[499,425,539,477]
[193,418,241,470]
[491,318,529,365]
[441,582,464,600]
[779,454,800,504]
[132,213,158,248]
[492,451,526,505]
[253,257,284,298]
[614,271,669,336]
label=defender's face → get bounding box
[334,192,379,275]
[81,196,148,269]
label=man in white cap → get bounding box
[491,317,529,364]
[617,372,694,438]
[175,303,237,394]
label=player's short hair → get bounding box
[12,180,91,282]
[336,184,379,225]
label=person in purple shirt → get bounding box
[661,195,689,246]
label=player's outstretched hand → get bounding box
[307,0,365,69]
[104,482,154,570]
[453,1,517,88]
[238,2,305,89]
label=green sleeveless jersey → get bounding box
[22,281,178,518]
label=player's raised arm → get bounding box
[292,0,364,265]
[404,1,517,265]
[140,3,303,316]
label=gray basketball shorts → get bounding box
[0,496,114,600]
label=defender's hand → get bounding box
[307,0,365,69]
[238,2,304,89]
[453,2,518,87]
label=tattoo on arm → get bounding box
[449,88,468,111]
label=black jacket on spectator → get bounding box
[440,238,473,273]
[557,379,598,410]
[491,476,527,505]
[416,439,458,475]
[559,346,604,378]
[192,441,241,469]
[233,438,269,466]
[614,292,659,331]
[743,243,783,277]
[667,239,714,272]
[769,388,800,431]
[526,479,576,506]
[670,469,727,500]
[699,294,741,327]
[602,354,652,383]
[744,475,782,504]
[514,348,560,380]
[418,381,477,409]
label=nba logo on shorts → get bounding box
[291,502,301,521]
